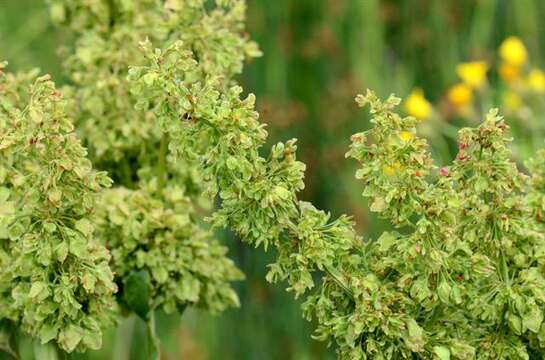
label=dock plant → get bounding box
[1,0,545,359]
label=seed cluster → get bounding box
[0,66,117,352]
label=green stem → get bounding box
[32,341,59,360]
[121,158,134,188]
[156,133,169,198]
[325,265,354,299]
[146,311,160,360]
[0,345,17,359]
[113,315,137,360]
[0,325,18,360]
[500,250,511,285]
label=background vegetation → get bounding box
[2,0,545,359]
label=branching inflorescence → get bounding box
[46,0,258,324]
[130,35,545,357]
[2,0,545,358]
[0,64,117,352]
[1,0,259,356]
[346,93,545,359]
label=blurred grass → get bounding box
[0,0,64,80]
[2,0,545,359]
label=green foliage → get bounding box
[0,0,259,355]
[45,2,256,327]
[49,0,254,312]
[48,0,260,169]
[128,38,362,358]
[122,270,151,320]
[130,35,545,356]
[0,64,117,352]
[3,0,545,358]
[345,91,545,358]
[95,185,243,316]
[128,40,360,300]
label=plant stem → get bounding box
[156,133,169,198]
[113,315,137,360]
[147,311,160,360]
[121,158,134,188]
[32,340,59,360]
[0,326,18,360]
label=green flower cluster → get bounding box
[0,0,259,354]
[128,40,365,357]
[130,33,545,357]
[46,0,253,321]
[346,91,545,359]
[3,0,545,357]
[95,183,243,316]
[48,0,260,169]
[0,63,117,352]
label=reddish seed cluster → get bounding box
[456,153,468,161]
[456,143,469,161]
[439,167,449,177]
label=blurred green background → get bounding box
[2,0,545,359]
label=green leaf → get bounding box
[437,280,451,303]
[69,233,88,258]
[55,242,68,262]
[123,270,151,319]
[450,285,462,305]
[43,222,57,233]
[433,346,451,360]
[226,156,238,170]
[523,307,543,333]
[142,72,158,85]
[0,187,9,202]
[58,324,84,353]
[370,197,387,212]
[39,323,60,344]
[272,185,291,200]
[474,177,488,192]
[82,329,102,350]
[29,281,49,300]
[151,267,168,284]
[403,319,426,352]
[508,312,523,335]
[175,276,201,303]
[47,189,62,206]
[75,218,93,237]
[377,232,396,252]
[450,341,476,359]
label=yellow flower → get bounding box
[503,91,522,111]
[383,162,402,177]
[404,88,432,120]
[499,63,521,83]
[456,61,488,88]
[527,69,545,93]
[447,83,473,108]
[398,131,414,142]
[499,36,528,66]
